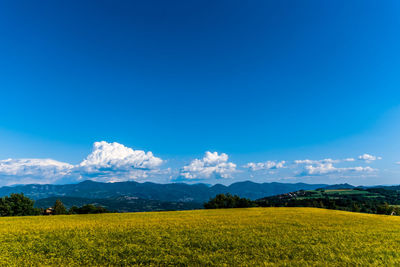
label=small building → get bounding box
[44,207,54,215]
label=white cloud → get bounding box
[0,144,385,186]
[295,159,331,164]
[0,158,74,186]
[180,151,237,179]
[79,141,163,173]
[358,154,382,162]
[77,141,164,183]
[295,158,355,165]
[295,157,377,176]
[84,168,171,183]
[0,141,165,186]
[302,163,375,176]
[245,161,286,171]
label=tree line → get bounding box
[52,199,110,215]
[204,191,400,216]
[0,193,109,216]
[204,193,256,209]
[256,188,400,215]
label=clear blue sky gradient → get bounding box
[0,1,399,185]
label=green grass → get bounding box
[308,189,374,195]
[1,208,400,266]
[299,189,379,199]
[325,189,367,194]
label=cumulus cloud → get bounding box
[0,158,74,186]
[358,154,382,162]
[0,141,165,186]
[77,141,164,182]
[180,151,236,179]
[245,161,286,171]
[79,141,163,172]
[302,163,375,176]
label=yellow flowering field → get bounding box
[0,207,400,266]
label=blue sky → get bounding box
[0,1,399,186]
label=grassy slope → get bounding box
[296,189,377,198]
[1,208,400,266]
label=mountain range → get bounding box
[0,180,353,202]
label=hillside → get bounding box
[0,180,329,202]
[257,187,400,214]
[0,208,400,265]
[34,196,203,212]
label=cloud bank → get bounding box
[0,141,165,186]
[0,158,74,185]
[0,144,383,186]
[302,163,375,176]
[293,156,377,176]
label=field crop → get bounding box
[1,208,400,266]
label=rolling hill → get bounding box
[257,187,400,214]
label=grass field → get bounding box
[304,189,378,197]
[1,208,400,266]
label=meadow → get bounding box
[1,208,400,266]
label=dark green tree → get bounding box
[53,199,67,215]
[77,204,109,214]
[204,194,256,209]
[0,193,39,216]
[68,206,79,214]
[351,203,361,212]
[377,203,391,215]
[68,204,109,214]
